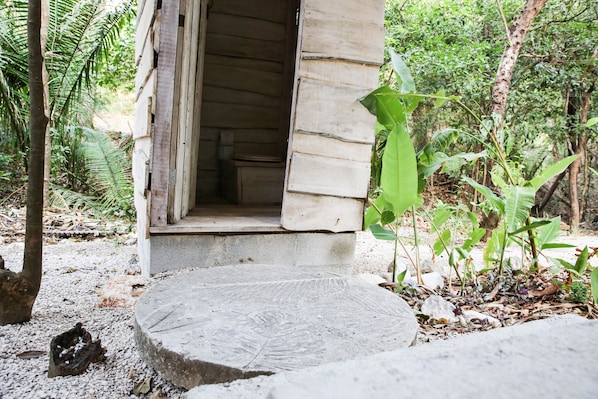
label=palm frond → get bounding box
[48,182,104,215]
[78,126,134,219]
[47,0,136,126]
[0,2,29,152]
[52,126,134,219]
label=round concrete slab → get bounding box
[135,265,417,389]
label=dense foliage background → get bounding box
[382,0,597,229]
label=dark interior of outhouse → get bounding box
[193,0,300,212]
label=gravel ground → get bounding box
[0,238,182,399]
[1,229,596,399]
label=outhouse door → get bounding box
[279,0,384,232]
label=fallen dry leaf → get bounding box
[133,377,152,396]
[529,282,561,297]
[16,350,46,360]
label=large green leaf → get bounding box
[418,151,486,181]
[462,227,486,252]
[433,229,451,256]
[586,117,598,127]
[508,220,551,236]
[541,243,576,249]
[359,86,406,131]
[537,217,562,249]
[390,49,415,94]
[462,176,505,213]
[484,228,505,268]
[504,185,535,233]
[370,224,397,241]
[572,246,589,274]
[591,267,598,303]
[529,155,579,191]
[364,196,384,229]
[381,124,420,217]
[431,208,451,233]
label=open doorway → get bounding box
[184,0,299,229]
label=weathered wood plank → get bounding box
[298,59,380,89]
[135,29,155,98]
[207,12,286,42]
[201,102,279,129]
[287,152,370,198]
[300,14,385,65]
[204,54,282,73]
[202,86,280,108]
[210,0,287,23]
[281,192,364,232]
[235,143,279,157]
[227,129,280,144]
[237,165,285,205]
[133,137,151,200]
[206,34,285,63]
[135,0,155,63]
[132,136,151,238]
[290,132,372,163]
[277,0,299,160]
[196,170,220,200]
[168,7,187,224]
[304,0,385,26]
[293,78,376,144]
[177,0,205,218]
[132,135,152,273]
[150,1,181,227]
[198,135,218,170]
[133,86,153,139]
[149,213,285,233]
[186,0,209,214]
[202,64,282,97]
[299,0,385,65]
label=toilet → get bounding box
[219,132,285,205]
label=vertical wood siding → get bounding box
[281,0,386,232]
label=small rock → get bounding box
[462,310,501,328]
[403,272,444,290]
[421,272,444,290]
[379,272,393,282]
[421,295,458,323]
[98,275,147,308]
[355,273,386,285]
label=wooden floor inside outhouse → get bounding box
[150,204,285,234]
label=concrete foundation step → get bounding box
[134,264,418,389]
[183,314,597,399]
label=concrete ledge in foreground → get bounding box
[184,314,597,399]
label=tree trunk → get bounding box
[0,0,47,325]
[569,84,594,234]
[491,0,548,126]
[489,0,547,266]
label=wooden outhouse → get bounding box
[133,0,386,275]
